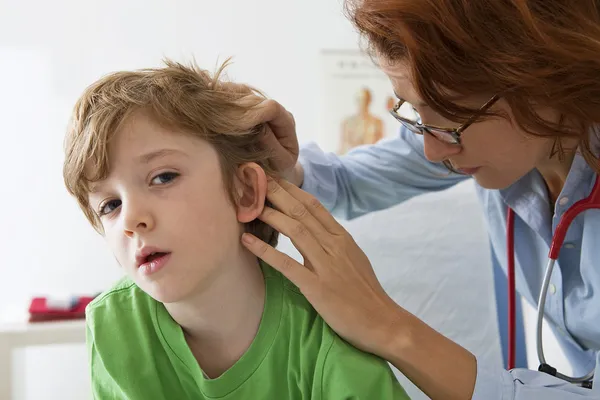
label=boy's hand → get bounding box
[238,97,301,185]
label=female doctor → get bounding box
[240,0,600,399]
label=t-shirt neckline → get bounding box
[155,262,283,398]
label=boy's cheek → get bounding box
[104,233,131,269]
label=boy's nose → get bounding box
[122,204,155,237]
[422,132,462,163]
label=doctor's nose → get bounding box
[422,131,462,163]
[122,201,155,238]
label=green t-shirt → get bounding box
[86,263,410,399]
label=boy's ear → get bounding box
[234,163,268,223]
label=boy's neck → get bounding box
[164,248,266,379]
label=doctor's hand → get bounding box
[241,178,405,357]
[238,97,304,186]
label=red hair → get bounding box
[345,0,600,172]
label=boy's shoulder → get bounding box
[263,263,409,399]
[86,275,154,325]
[87,275,137,307]
[263,262,316,321]
[265,263,379,365]
[320,332,407,398]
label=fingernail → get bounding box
[242,233,255,244]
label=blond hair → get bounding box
[63,58,279,246]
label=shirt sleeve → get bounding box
[86,314,128,400]
[472,353,600,400]
[321,335,411,400]
[299,126,468,220]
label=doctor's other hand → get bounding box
[241,178,405,358]
[239,97,304,186]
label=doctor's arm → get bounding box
[239,96,465,220]
[241,178,600,400]
[297,127,467,220]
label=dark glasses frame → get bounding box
[389,94,500,145]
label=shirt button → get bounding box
[564,243,576,249]
[558,197,569,206]
[548,284,557,294]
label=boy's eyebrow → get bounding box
[137,148,187,164]
[88,148,186,194]
[88,183,102,194]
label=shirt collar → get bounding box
[499,150,596,243]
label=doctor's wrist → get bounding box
[376,304,417,361]
[377,305,477,400]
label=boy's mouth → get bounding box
[145,252,168,263]
[135,247,171,267]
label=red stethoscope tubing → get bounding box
[506,174,600,375]
[506,206,517,370]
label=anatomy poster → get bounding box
[317,49,399,154]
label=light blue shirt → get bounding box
[299,126,600,399]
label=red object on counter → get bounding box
[28,296,96,323]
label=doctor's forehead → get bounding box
[377,59,425,106]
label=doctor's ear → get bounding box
[234,163,268,223]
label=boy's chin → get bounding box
[135,278,191,304]
[148,290,183,304]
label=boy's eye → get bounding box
[151,172,179,185]
[98,199,121,216]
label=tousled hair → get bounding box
[63,58,279,246]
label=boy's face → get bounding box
[88,112,245,303]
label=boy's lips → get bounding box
[135,246,171,268]
[138,252,171,276]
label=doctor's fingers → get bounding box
[275,179,346,237]
[237,97,297,144]
[241,232,317,290]
[251,99,297,142]
[258,125,298,172]
[257,206,331,272]
[265,179,342,247]
[236,97,299,172]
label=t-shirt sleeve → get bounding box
[321,336,411,399]
[86,313,127,400]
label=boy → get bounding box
[63,59,410,399]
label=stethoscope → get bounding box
[506,174,600,388]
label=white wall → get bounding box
[0,1,503,399]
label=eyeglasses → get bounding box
[389,94,500,145]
